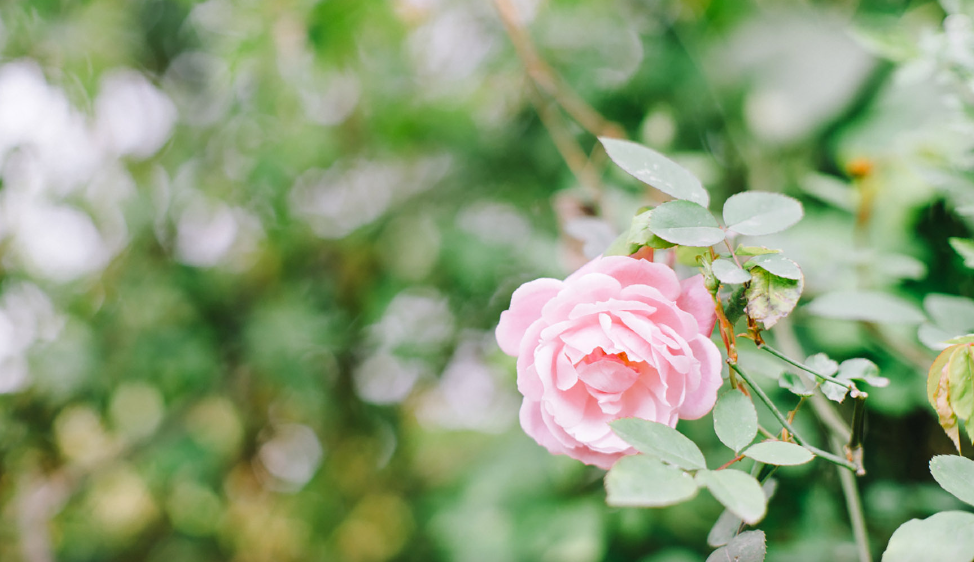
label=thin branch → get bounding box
[832,435,872,562]
[759,343,863,398]
[493,0,623,139]
[729,362,858,472]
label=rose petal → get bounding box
[567,256,681,300]
[677,335,723,419]
[496,278,563,356]
[677,275,717,336]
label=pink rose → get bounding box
[496,256,722,469]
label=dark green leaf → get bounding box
[611,418,707,470]
[722,192,803,236]
[605,455,699,507]
[600,137,710,207]
[647,200,725,247]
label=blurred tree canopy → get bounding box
[0,0,972,561]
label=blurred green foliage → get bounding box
[0,0,972,561]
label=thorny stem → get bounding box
[728,362,858,472]
[759,343,865,399]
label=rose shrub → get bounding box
[496,255,723,469]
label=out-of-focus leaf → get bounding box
[600,137,710,207]
[949,237,974,268]
[604,231,638,256]
[712,259,752,285]
[605,455,699,507]
[722,192,803,236]
[745,267,803,329]
[779,371,816,397]
[610,418,707,471]
[925,294,974,335]
[713,390,758,453]
[695,469,767,525]
[883,511,974,562]
[706,530,767,562]
[806,291,925,324]
[742,442,814,466]
[929,455,974,508]
[647,200,725,247]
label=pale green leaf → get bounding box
[708,479,777,547]
[806,291,925,324]
[734,245,780,257]
[930,455,974,508]
[779,371,816,397]
[604,231,638,257]
[925,294,974,335]
[712,259,752,285]
[722,192,803,236]
[838,358,887,387]
[626,209,676,250]
[611,418,707,471]
[746,254,801,280]
[745,267,803,329]
[947,335,974,345]
[605,455,699,507]
[742,441,814,466]
[805,353,839,376]
[713,390,758,453]
[695,469,767,525]
[949,237,974,269]
[600,137,710,207]
[706,530,767,562]
[882,511,974,562]
[647,200,725,247]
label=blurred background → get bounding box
[0,0,973,560]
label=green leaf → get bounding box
[746,254,802,280]
[708,479,777,547]
[626,209,676,250]
[599,137,710,207]
[925,294,974,335]
[745,267,803,329]
[713,390,758,453]
[947,335,974,345]
[742,442,814,466]
[838,358,887,387]
[712,259,752,285]
[722,192,803,236]
[611,418,707,471]
[947,345,974,422]
[779,371,816,397]
[647,200,725,247]
[883,511,974,562]
[930,455,974,508]
[735,245,780,257]
[604,231,638,256]
[605,455,699,507]
[805,353,839,376]
[695,469,767,525]
[929,346,963,453]
[806,291,925,324]
[724,284,749,326]
[949,237,974,269]
[676,245,711,267]
[706,530,767,562]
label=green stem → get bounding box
[832,436,872,562]
[729,362,858,472]
[759,343,862,397]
